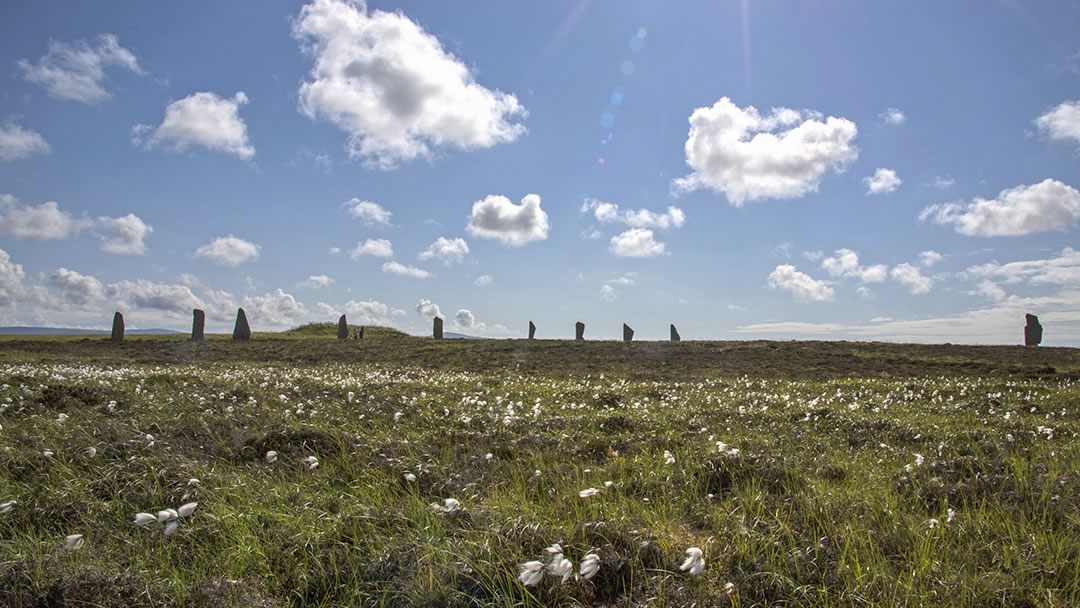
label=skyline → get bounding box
[1,1,1079,344]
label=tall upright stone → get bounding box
[1024,313,1043,346]
[191,309,205,341]
[623,323,634,342]
[433,317,443,339]
[575,321,585,340]
[233,308,251,341]
[337,314,348,340]
[528,321,536,339]
[670,324,681,342]
[110,312,124,342]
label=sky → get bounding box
[1,1,1079,344]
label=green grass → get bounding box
[0,330,1078,606]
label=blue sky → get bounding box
[1,0,1079,344]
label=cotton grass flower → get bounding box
[664,450,676,465]
[518,560,544,586]
[64,534,84,550]
[430,498,461,513]
[580,553,600,579]
[164,521,179,536]
[157,509,178,522]
[549,556,573,584]
[679,547,705,575]
[304,455,319,470]
[0,500,16,514]
[133,512,157,526]
[265,450,278,464]
[84,447,96,459]
[403,472,417,482]
[178,502,198,518]
[579,487,601,498]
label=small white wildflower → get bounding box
[518,561,544,586]
[485,453,494,461]
[403,472,417,482]
[43,450,54,458]
[579,487,601,498]
[679,547,705,575]
[133,512,156,526]
[928,518,940,529]
[0,500,16,514]
[534,470,542,477]
[64,534,84,550]
[430,498,461,513]
[56,413,68,423]
[580,553,600,579]
[265,450,278,464]
[724,582,736,594]
[914,453,925,466]
[947,508,956,523]
[394,411,403,422]
[604,480,614,488]
[1006,433,1015,443]
[304,456,319,470]
[664,450,676,465]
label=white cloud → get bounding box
[581,199,686,229]
[966,248,1080,287]
[106,279,204,314]
[240,289,309,329]
[418,237,469,265]
[879,107,906,126]
[821,248,888,283]
[454,308,476,328]
[609,228,665,257]
[466,194,549,246]
[890,263,933,294]
[674,97,858,205]
[856,286,873,298]
[343,298,397,325]
[920,179,1080,236]
[0,195,90,241]
[97,213,152,255]
[17,34,142,104]
[1034,100,1080,145]
[0,249,27,307]
[328,247,341,255]
[382,261,431,279]
[473,274,493,287]
[864,168,901,195]
[194,235,261,266]
[605,273,636,286]
[297,274,335,288]
[767,265,834,302]
[50,268,104,305]
[0,120,51,160]
[416,298,442,320]
[350,238,393,258]
[932,176,955,190]
[133,92,255,159]
[974,280,1007,302]
[919,250,944,267]
[802,250,824,261]
[292,0,526,169]
[344,199,392,225]
[599,284,619,302]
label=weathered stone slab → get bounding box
[1025,313,1043,346]
[670,324,680,342]
[233,308,251,341]
[575,321,585,340]
[191,309,205,341]
[338,315,348,340]
[623,323,634,342]
[528,321,536,339]
[110,312,124,342]
[433,317,443,339]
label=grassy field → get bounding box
[1,326,1078,607]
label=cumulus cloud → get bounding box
[932,176,955,190]
[599,284,619,302]
[966,248,1080,287]
[106,279,204,314]
[454,308,476,328]
[609,228,665,257]
[382,261,431,279]
[466,193,549,246]
[973,280,1007,302]
[879,107,906,126]
[350,238,393,258]
[674,97,858,205]
[344,199,392,224]
[418,237,469,265]
[606,273,636,286]
[240,289,309,328]
[17,34,143,104]
[416,298,442,320]
[864,168,901,195]
[919,179,1080,236]
[194,235,261,266]
[890,263,933,294]
[132,91,255,159]
[0,195,90,241]
[292,0,526,169]
[98,213,152,255]
[0,249,27,307]
[919,250,943,267]
[343,298,398,325]
[1034,100,1080,146]
[297,274,334,288]
[0,120,51,160]
[50,268,104,305]
[580,199,686,229]
[767,265,834,302]
[821,248,888,283]
[473,274,493,287]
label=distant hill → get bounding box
[0,327,182,335]
[443,332,486,340]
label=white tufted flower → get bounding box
[679,547,705,575]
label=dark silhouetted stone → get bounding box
[575,321,585,340]
[110,312,124,342]
[1025,313,1042,346]
[528,321,536,339]
[233,308,251,341]
[623,323,634,342]
[670,324,680,342]
[338,315,348,340]
[433,317,443,339]
[191,309,205,341]
[359,327,364,340]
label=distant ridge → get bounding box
[0,327,182,335]
[442,332,486,340]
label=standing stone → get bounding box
[191,309,205,341]
[110,312,124,342]
[670,324,681,342]
[233,308,251,341]
[528,321,536,339]
[337,315,348,340]
[433,317,443,339]
[575,321,585,340]
[623,323,634,342]
[1024,313,1043,346]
